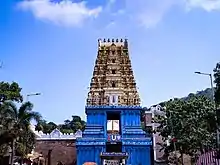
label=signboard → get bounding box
[100,152,128,157]
[103,160,119,165]
[107,134,121,142]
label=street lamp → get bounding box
[26,93,41,101]
[194,72,215,101]
[194,71,219,149]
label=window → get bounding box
[112,95,116,103]
[112,70,116,74]
[109,95,118,105]
[112,81,116,88]
[112,59,115,63]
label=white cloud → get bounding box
[124,0,180,28]
[17,0,220,28]
[17,0,102,27]
[122,0,220,28]
[186,0,220,11]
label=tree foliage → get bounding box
[214,62,220,106]
[157,96,216,160]
[35,120,57,134]
[0,81,41,162]
[0,101,41,157]
[59,115,86,133]
[36,115,86,134]
[0,82,23,103]
[15,128,36,158]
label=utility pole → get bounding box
[195,71,219,150]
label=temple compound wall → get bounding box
[31,126,82,165]
[35,140,76,165]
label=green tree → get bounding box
[0,82,23,140]
[157,96,216,163]
[69,115,86,132]
[0,82,23,103]
[35,115,86,134]
[0,101,42,163]
[214,62,220,106]
[59,115,86,133]
[15,128,36,158]
[0,81,24,162]
[35,120,57,133]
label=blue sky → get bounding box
[0,0,220,123]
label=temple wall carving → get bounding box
[87,39,140,106]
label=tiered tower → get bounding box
[76,39,152,165]
[87,38,140,106]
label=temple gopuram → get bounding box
[76,39,152,165]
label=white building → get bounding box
[144,105,166,163]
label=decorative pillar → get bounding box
[132,112,135,126]
[103,159,106,165]
[129,111,131,126]
[124,111,128,126]
[87,112,91,124]
[121,111,124,131]
[91,112,94,124]
[122,159,125,165]
[104,111,107,137]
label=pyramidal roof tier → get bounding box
[86,38,140,106]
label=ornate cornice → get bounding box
[122,141,152,145]
[76,137,106,146]
[33,128,82,140]
[122,138,152,146]
[85,105,142,110]
[76,141,106,146]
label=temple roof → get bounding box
[86,38,140,106]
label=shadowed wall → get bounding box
[35,139,76,165]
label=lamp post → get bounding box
[195,72,215,101]
[194,71,219,149]
[26,93,41,101]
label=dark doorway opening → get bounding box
[107,112,120,120]
[106,142,122,153]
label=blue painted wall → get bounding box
[76,146,106,165]
[76,106,152,165]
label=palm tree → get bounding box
[0,101,42,164]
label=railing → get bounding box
[196,150,220,165]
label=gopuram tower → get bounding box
[76,39,152,165]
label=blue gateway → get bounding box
[76,39,152,165]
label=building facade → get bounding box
[76,39,152,165]
[145,105,166,164]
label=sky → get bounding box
[0,0,220,123]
